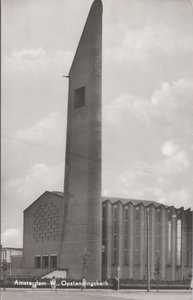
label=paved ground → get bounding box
[0,289,192,300]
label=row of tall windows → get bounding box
[35,255,57,269]
[111,205,185,267]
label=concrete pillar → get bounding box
[150,205,155,279]
[106,201,112,279]
[191,211,193,276]
[181,209,185,280]
[118,202,123,278]
[140,205,145,279]
[161,206,166,280]
[129,204,134,279]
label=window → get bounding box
[176,219,182,266]
[123,206,129,265]
[42,255,49,268]
[167,216,172,265]
[184,218,189,266]
[50,255,57,268]
[102,205,106,265]
[155,209,161,255]
[135,206,140,221]
[185,251,189,266]
[35,256,41,269]
[134,207,140,265]
[112,205,119,265]
[74,86,85,109]
[156,209,161,222]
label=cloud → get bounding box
[103,94,135,124]
[2,162,64,247]
[161,141,178,157]
[105,78,193,130]
[104,25,193,63]
[12,47,46,59]
[4,163,64,207]
[151,78,193,106]
[154,153,189,175]
[142,78,193,125]
[103,166,192,210]
[3,47,73,75]
[161,141,189,172]
[2,228,22,247]
[15,111,65,147]
[160,189,192,209]
[103,78,192,210]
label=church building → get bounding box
[23,0,193,282]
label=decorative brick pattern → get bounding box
[33,202,60,242]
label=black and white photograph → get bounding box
[1,0,193,299]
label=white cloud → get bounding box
[105,78,193,129]
[141,78,193,126]
[2,228,22,247]
[151,78,193,107]
[103,166,192,209]
[12,47,46,59]
[102,188,110,197]
[104,25,193,63]
[156,154,189,175]
[3,48,73,75]
[15,111,65,147]
[158,189,192,209]
[161,141,189,170]
[4,163,64,209]
[104,94,135,123]
[2,162,64,247]
[103,78,192,209]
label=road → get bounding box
[0,289,192,300]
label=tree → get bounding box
[1,260,8,290]
[81,248,91,279]
[155,255,161,292]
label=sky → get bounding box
[2,0,193,248]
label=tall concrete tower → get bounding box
[60,0,102,280]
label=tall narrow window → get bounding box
[35,256,41,269]
[155,209,161,256]
[74,86,85,109]
[42,255,49,268]
[50,255,57,268]
[184,218,189,266]
[186,251,189,266]
[134,207,140,265]
[176,219,182,266]
[123,206,129,265]
[167,211,172,264]
[112,205,118,265]
[102,205,106,265]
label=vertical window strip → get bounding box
[123,207,129,265]
[155,209,161,254]
[177,219,182,266]
[102,205,106,265]
[112,205,118,265]
[168,219,171,264]
[134,207,140,265]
